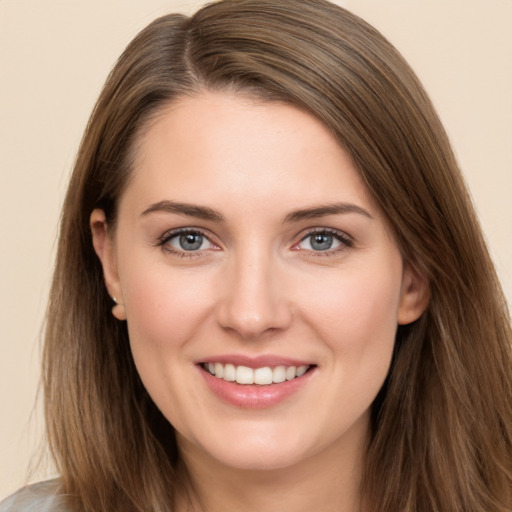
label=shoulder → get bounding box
[0,480,73,512]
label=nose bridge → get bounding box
[216,241,291,338]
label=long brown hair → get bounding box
[43,1,512,510]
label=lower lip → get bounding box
[199,366,315,409]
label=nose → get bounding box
[216,248,293,340]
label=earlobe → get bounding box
[397,265,430,325]
[90,209,127,321]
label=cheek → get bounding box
[300,258,403,361]
[119,265,215,424]
[345,275,401,339]
[121,263,210,346]
[118,261,217,408]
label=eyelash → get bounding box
[295,228,354,257]
[156,228,216,259]
[156,227,353,258]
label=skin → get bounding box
[91,91,428,512]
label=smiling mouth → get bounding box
[202,362,312,386]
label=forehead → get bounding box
[122,91,377,216]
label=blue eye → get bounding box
[297,230,350,252]
[177,233,205,251]
[160,229,216,253]
[310,233,335,251]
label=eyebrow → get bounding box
[140,200,373,224]
[141,200,225,222]
[282,203,373,223]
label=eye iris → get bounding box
[310,233,333,251]
[179,233,203,251]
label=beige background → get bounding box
[1,0,511,499]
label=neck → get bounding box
[175,417,368,512]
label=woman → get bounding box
[2,0,511,510]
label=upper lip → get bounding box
[197,354,314,368]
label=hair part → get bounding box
[43,1,512,510]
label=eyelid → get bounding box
[293,227,354,254]
[155,226,353,258]
[156,227,220,257]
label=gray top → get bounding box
[0,481,71,512]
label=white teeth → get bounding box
[214,362,224,379]
[286,366,296,381]
[204,362,311,385]
[273,365,287,383]
[223,363,236,382]
[236,365,254,384]
[297,365,308,377]
[254,367,273,385]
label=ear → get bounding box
[90,209,126,321]
[397,264,430,325]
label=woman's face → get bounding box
[92,91,427,473]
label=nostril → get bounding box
[216,303,291,340]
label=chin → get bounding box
[178,423,318,472]
[207,443,309,472]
